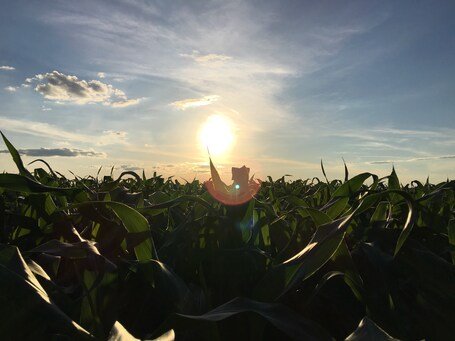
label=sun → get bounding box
[198,115,235,156]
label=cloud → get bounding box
[0,117,91,142]
[26,70,140,107]
[98,130,128,145]
[257,157,320,169]
[372,128,441,138]
[4,86,17,92]
[165,162,210,174]
[110,98,142,108]
[0,65,15,70]
[180,50,232,64]
[0,117,130,146]
[326,127,455,158]
[170,95,220,110]
[117,164,143,172]
[368,155,455,165]
[36,3,306,134]
[97,72,105,78]
[22,78,33,88]
[0,148,106,157]
[189,163,210,173]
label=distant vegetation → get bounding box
[1,132,454,340]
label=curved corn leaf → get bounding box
[449,219,455,264]
[255,212,355,301]
[159,297,332,341]
[28,158,58,178]
[0,173,79,195]
[108,322,174,341]
[1,131,34,178]
[70,201,155,261]
[332,173,374,198]
[345,317,400,341]
[0,245,94,339]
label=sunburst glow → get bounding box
[199,115,234,156]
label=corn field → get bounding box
[1,132,454,340]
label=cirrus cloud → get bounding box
[0,117,129,146]
[110,98,142,108]
[25,70,141,107]
[98,130,128,145]
[170,95,220,110]
[116,164,143,172]
[368,155,455,165]
[180,50,232,64]
[0,148,106,157]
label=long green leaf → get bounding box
[345,317,400,341]
[449,219,455,264]
[1,131,33,178]
[209,157,228,193]
[255,212,355,300]
[332,173,372,198]
[0,173,80,195]
[0,245,93,339]
[108,322,174,341]
[160,297,332,341]
[391,190,417,256]
[71,201,155,261]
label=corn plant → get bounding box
[1,131,454,340]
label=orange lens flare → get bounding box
[205,163,261,205]
[205,179,261,205]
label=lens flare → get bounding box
[206,180,261,205]
[205,161,261,206]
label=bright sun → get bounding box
[199,115,234,156]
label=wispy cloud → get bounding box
[39,3,300,131]
[325,128,444,142]
[326,127,455,157]
[358,141,428,156]
[170,95,220,110]
[150,162,208,175]
[116,164,143,172]
[141,144,196,159]
[0,117,91,142]
[257,157,320,170]
[25,71,140,107]
[368,155,455,165]
[0,148,106,157]
[97,72,105,78]
[180,50,232,64]
[0,117,129,146]
[0,65,15,70]
[110,98,143,108]
[98,130,128,145]
[371,128,442,138]
[4,86,17,92]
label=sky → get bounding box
[1,0,455,183]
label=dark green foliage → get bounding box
[1,132,454,340]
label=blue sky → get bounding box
[1,0,454,183]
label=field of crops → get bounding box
[1,131,454,341]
